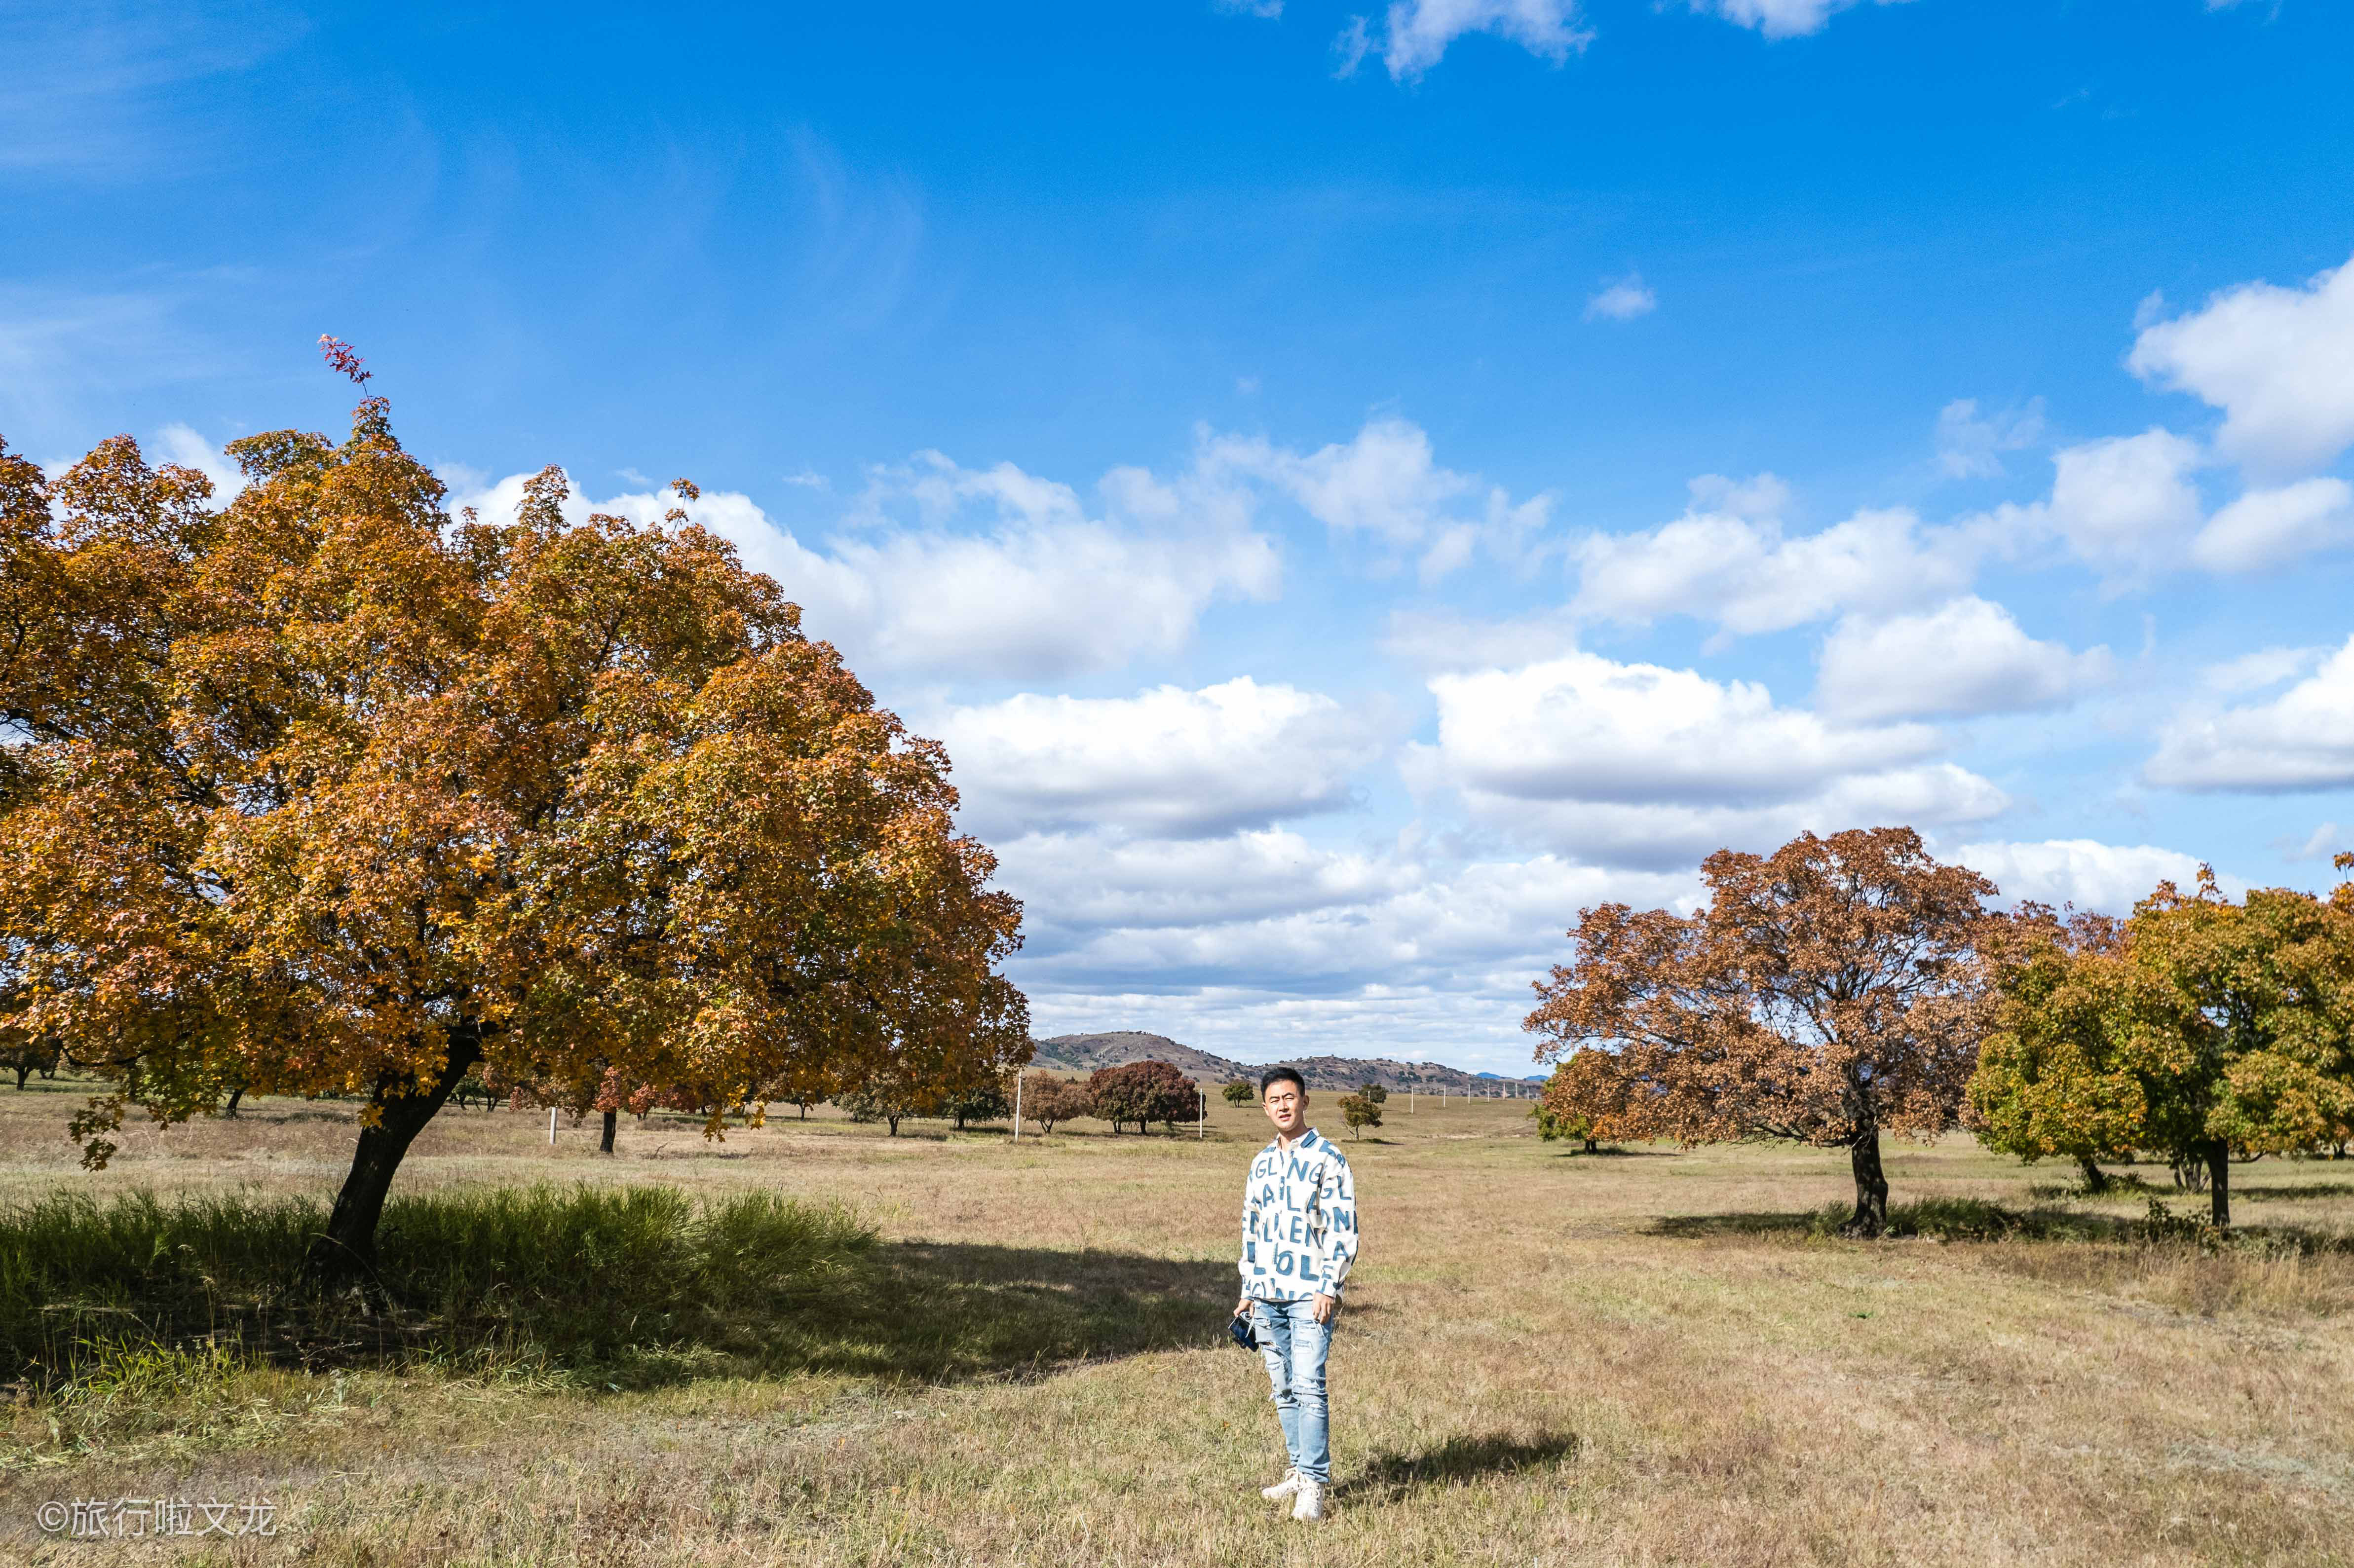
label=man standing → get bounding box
[1233,1066,1358,1522]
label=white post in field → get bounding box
[1013,1071,1023,1143]
[1199,1085,1206,1139]
[547,1107,557,1145]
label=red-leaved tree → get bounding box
[1523,827,1995,1235]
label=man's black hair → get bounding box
[1259,1066,1306,1096]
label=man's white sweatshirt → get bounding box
[1238,1128,1359,1302]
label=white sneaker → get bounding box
[1291,1480,1324,1521]
[1260,1469,1302,1502]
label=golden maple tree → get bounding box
[1971,871,2354,1226]
[0,361,1027,1274]
[1523,827,1994,1235]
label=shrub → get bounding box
[1221,1079,1257,1107]
[1338,1092,1383,1140]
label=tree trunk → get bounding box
[1582,1136,1598,1154]
[1844,1126,1890,1238]
[2207,1139,2231,1228]
[304,1035,483,1284]
[886,1113,900,1136]
[11,1064,27,1090]
[2077,1156,2108,1193]
[223,1085,244,1119]
[600,1110,617,1155]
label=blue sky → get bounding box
[8,0,2354,1070]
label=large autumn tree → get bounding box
[1523,827,1994,1235]
[1972,873,2354,1226]
[0,362,1027,1275]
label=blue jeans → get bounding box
[1252,1297,1331,1486]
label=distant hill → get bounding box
[1028,1031,1544,1097]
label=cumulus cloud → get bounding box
[1001,825,1694,1042]
[1202,417,1553,578]
[1572,475,1979,637]
[2040,428,2208,575]
[926,678,1391,840]
[449,452,1279,681]
[1692,0,1909,40]
[1341,0,1594,82]
[1816,597,2114,722]
[2189,477,2354,573]
[1935,397,2046,480]
[1404,651,2007,867]
[2146,635,2354,791]
[1584,275,1656,322]
[2128,253,2354,480]
[1943,839,2228,914]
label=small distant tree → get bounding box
[1357,1080,1389,1106]
[1534,1048,1628,1153]
[1221,1078,1256,1107]
[835,1082,927,1136]
[1524,827,1996,1237]
[949,1073,1014,1131]
[1088,1060,1195,1134]
[1023,1075,1092,1134]
[1337,1091,1382,1140]
[2,1037,58,1092]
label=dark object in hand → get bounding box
[1228,1311,1259,1351]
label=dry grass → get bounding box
[5,1077,2354,1565]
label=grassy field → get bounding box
[5,1075,2354,1566]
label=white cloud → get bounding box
[1381,607,1580,672]
[2189,477,2354,573]
[2200,644,2322,697]
[1572,476,1978,637]
[1216,0,1286,16]
[1404,651,2007,867]
[1816,597,2114,722]
[2128,253,2354,479]
[2277,823,2346,863]
[1202,417,1553,576]
[926,678,1390,840]
[1001,825,1696,1061]
[450,452,1280,681]
[2041,428,2206,575]
[1935,397,2046,480]
[1584,275,1656,322]
[2146,635,2354,791]
[1692,0,1909,40]
[152,423,245,502]
[1345,0,1594,83]
[1943,839,2225,914]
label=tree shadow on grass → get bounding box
[708,1240,1237,1388]
[1342,1429,1580,1504]
[2235,1183,2354,1202]
[1650,1199,2141,1244]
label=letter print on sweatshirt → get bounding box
[1237,1128,1358,1302]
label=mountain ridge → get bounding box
[1028,1031,1544,1096]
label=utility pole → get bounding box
[1013,1071,1023,1143]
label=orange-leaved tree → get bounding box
[0,368,1027,1277]
[1523,827,1994,1236]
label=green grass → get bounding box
[1,1184,875,1381]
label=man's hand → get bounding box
[1234,1296,1252,1320]
[1310,1293,1337,1324]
